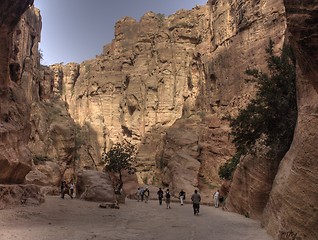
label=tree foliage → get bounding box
[219,40,297,180]
[102,141,137,182]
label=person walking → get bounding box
[213,189,220,208]
[61,181,73,199]
[179,189,186,205]
[157,188,164,205]
[165,189,171,209]
[191,189,201,215]
[144,188,150,203]
[136,188,141,202]
[69,182,75,198]
[60,180,66,199]
[140,187,144,202]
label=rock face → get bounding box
[262,1,318,239]
[0,1,44,209]
[0,0,37,184]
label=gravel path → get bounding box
[0,196,272,240]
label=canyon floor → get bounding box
[0,196,272,240]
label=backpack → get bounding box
[166,192,171,198]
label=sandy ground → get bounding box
[0,196,272,240]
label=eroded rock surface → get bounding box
[262,1,318,239]
[0,1,38,184]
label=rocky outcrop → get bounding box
[262,1,318,239]
[0,184,44,209]
[76,170,115,202]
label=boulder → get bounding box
[76,170,115,202]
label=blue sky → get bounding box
[34,0,208,65]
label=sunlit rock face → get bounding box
[263,1,318,239]
[0,0,37,184]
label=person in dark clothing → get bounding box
[60,180,66,198]
[191,189,201,215]
[144,188,150,203]
[179,189,186,205]
[157,188,164,205]
[165,189,171,209]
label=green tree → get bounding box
[102,141,137,190]
[219,40,297,180]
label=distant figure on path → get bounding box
[165,189,171,209]
[179,189,186,205]
[69,182,75,197]
[144,188,150,203]
[136,188,141,202]
[61,181,73,199]
[157,188,164,205]
[191,190,201,215]
[213,190,220,208]
[60,180,66,198]
[140,187,145,202]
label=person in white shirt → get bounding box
[213,189,220,208]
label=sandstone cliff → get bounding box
[0,0,36,184]
[0,0,44,208]
[262,1,318,239]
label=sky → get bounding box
[34,0,208,65]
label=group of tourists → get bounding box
[136,187,224,215]
[136,187,150,203]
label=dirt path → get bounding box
[0,196,272,240]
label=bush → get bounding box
[102,141,137,183]
[218,152,241,180]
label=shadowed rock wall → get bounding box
[0,0,44,208]
[263,1,318,239]
[0,0,35,184]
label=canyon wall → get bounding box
[1,0,317,238]
[0,0,44,207]
[0,0,36,184]
[50,0,286,200]
[263,1,318,239]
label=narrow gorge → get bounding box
[0,0,317,239]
